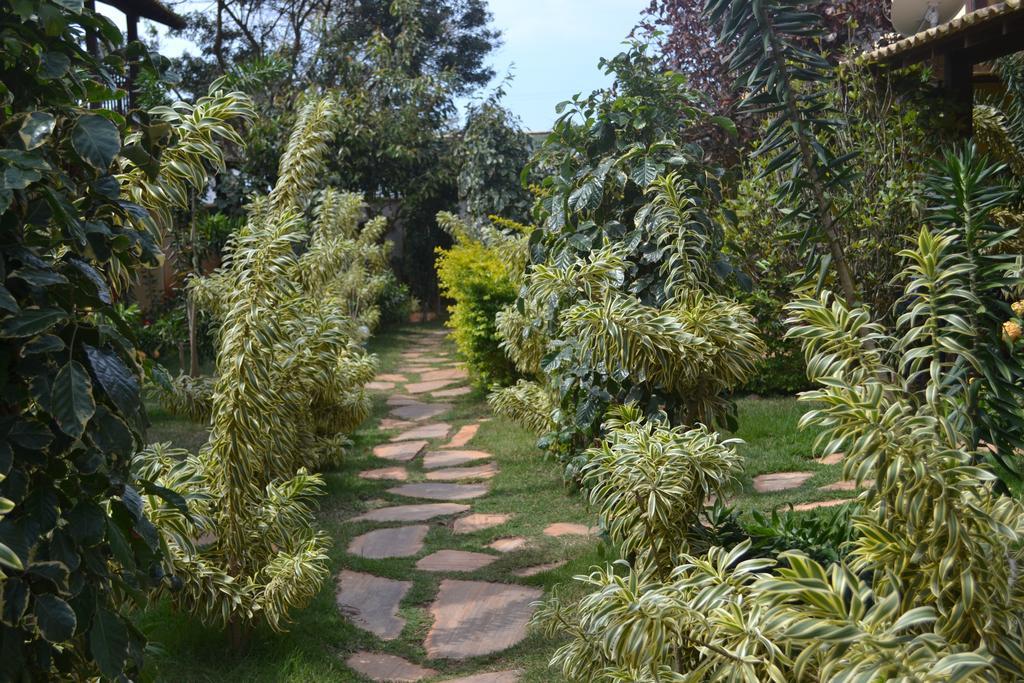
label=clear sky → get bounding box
[101,0,651,132]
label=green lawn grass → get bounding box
[137,324,848,681]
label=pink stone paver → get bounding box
[348,525,429,559]
[424,580,543,660]
[425,462,498,482]
[819,479,874,492]
[420,368,469,382]
[359,466,409,481]
[387,483,489,501]
[444,424,479,448]
[405,379,457,394]
[392,423,452,442]
[487,537,527,553]
[543,522,595,537]
[366,381,396,391]
[387,395,419,406]
[390,401,452,422]
[416,550,499,572]
[346,652,436,682]
[335,571,411,640]
[373,440,427,462]
[433,386,472,398]
[376,373,408,383]
[351,503,470,523]
[379,418,415,431]
[453,513,512,534]
[818,452,845,465]
[442,672,522,683]
[792,499,850,512]
[514,561,567,577]
[753,471,815,493]
[423,449,491,469]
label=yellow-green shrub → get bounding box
[435,213,526,388]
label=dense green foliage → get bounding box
[435,213,526,387]
[139,94,386,643]
[489,44,762,478]
[455,89,533,224]
[0,1,253,677]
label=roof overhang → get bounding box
[100,0,186,30]
[862,0,1024,67]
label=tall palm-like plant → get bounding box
[136,94,388,644]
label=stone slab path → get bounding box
[339,327,584,681]
[336,571,411,640]
[424,580,543,660]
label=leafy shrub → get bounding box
[490,45,763,475]
[435,212,526,387]
[137,94,385,644]
[536,144,1024,683]
[377,271,418,327]
[455,87,533,224]
[0,1,252,677]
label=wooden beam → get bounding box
[126,13,138,110]
[944,50,974,138]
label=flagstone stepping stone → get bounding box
[379,418,415,431]
[433,386,472,398]
[819,479,874,492]
[420,368,469,382]
[423,449,491,469]
[406,379,457,394]
[487,537,527,553]
[454,513,511,534]
[818,452,845,465]
[352,503,471,523]
[397,366,433,375]
[390,401,452,421]
[373,440,427,462]
[543,522,595,537]
[366,381,396,391]
[415,356,451,364]
[753,471,815,492]
[425,462,498,481]
[442,671,522,683]
[359,466,409,481]
[377,373,408,383]
[792,499,849,512]
[348,525,429,559]
[387,483,489,501]
[346,651,437,682]
[416,549,499,572]
[335,571,411,640]
[387,395,419,406]
[424,580,543,660]
[445,424,479,448]
[392,423,452,442]
[514,560,567,577]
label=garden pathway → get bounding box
[339,328,548,682]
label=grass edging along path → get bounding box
[140,324,852,681]
[140,323,603,682]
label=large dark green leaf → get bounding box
[72,115,121,170]
[38,52,70,80]
[7,418,53,450]
[51,361,95,439]
[88,607,128,679]
[33,594,76,643]
[0,308,66,338]
[18,113,56,151]
[630,157,661,187]
[83,346,139,422]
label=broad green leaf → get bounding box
[629,157,661,187]
[18,113,56,151]
[84,345,140,422]
[89,607,128,679]
[33,594,76,643]
[38,52,70,80]
[51,361,95,439]
[0,308,66,338]
[0,541,23,571]
[72,115,121,170]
